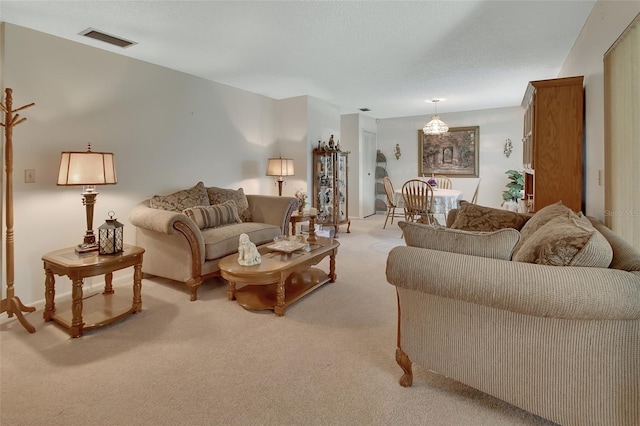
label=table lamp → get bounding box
[266,156,294,196]
[57,143,117,253]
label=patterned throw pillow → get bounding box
[512,211,613,267]
[149,181,210,212]
[183,200,241,230]
[399,221,520,261]
[512,201,570,256]
[450,201,530,232]
[206,187,251,222]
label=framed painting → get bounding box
[418,126,479,177]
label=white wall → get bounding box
[1,24,344,307]
[340,113,378,219]
[559,0,640,221]
[273,95,308,198]
[0,24,313,306]
[377,106,523,208]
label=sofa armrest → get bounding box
[129,200,195,234]
[246,195,297,233]
[129,200,205,264]
[386,246,640,321]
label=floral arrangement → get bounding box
[294,188,308,209]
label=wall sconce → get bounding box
[394,144,401,160]
[503,138,513,158]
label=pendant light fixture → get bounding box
[423,99,449,135]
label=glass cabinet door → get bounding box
[336,152,348,222]
[312,148,350,232]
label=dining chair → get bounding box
[471,178,481,204]
[382,176,405,229]
[433,175,453,189]
[401,179,436,225]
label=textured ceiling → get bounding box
[0,0,596,118]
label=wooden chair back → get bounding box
[471,178,481,204]
[383,176,396,207]
[433,175,453,189]
[401,179,435,224]
[382,176,405,229]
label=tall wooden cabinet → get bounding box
[313,148,351,233]
[521,76,584,212]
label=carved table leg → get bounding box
[70,278,84,338]
[43,268,56,321]
[329,250,337,282]
[132,263,142,313]
[396,347,413,387]
[103,272,114,294]
[227,282,236,300]
[274,278,286,317]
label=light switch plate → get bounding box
[25,169,35,183]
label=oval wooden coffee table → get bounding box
[219,237,339,316]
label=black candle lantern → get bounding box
[98,211,124,255]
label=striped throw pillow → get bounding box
[183,200,241,230]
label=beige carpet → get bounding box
[0,215,556,426]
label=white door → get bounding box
[362,130,377,217]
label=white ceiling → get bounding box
[0,0,596,119]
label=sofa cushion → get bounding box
[202,222,281,260]
[149,181,210,212]
[183,200,241,230]
[400,221,520,260]
[512,201,571,256]
[207,187,252,222]
[450,201,530,232]
[512,211,613,267]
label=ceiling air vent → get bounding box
[359,108,370,112]
[79,28,137,48]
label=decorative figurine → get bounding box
[237,233,261,266]
[328,135,335,150]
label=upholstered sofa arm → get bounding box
[246,195,297,233]
[129,200,205,264]
[129,200,199,235]
[386,246,640,321]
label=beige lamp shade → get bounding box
[266,157,295,178]
[266,156,294,196]
[57,144,117,186]
[56,143,117,253]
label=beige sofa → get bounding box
[386,202,640,426]
[130,182,297,301]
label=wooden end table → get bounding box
[220,237,339,316]
[289,210,310,235]
[42,244,144,337]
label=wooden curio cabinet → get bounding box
[313,147,351,233]
[521,76,584,212]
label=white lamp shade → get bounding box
[423,115,449,135]
[57,150,117,185]
[266,157,295,177]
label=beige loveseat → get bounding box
[386,202,640,426]
[130,182,297,301]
